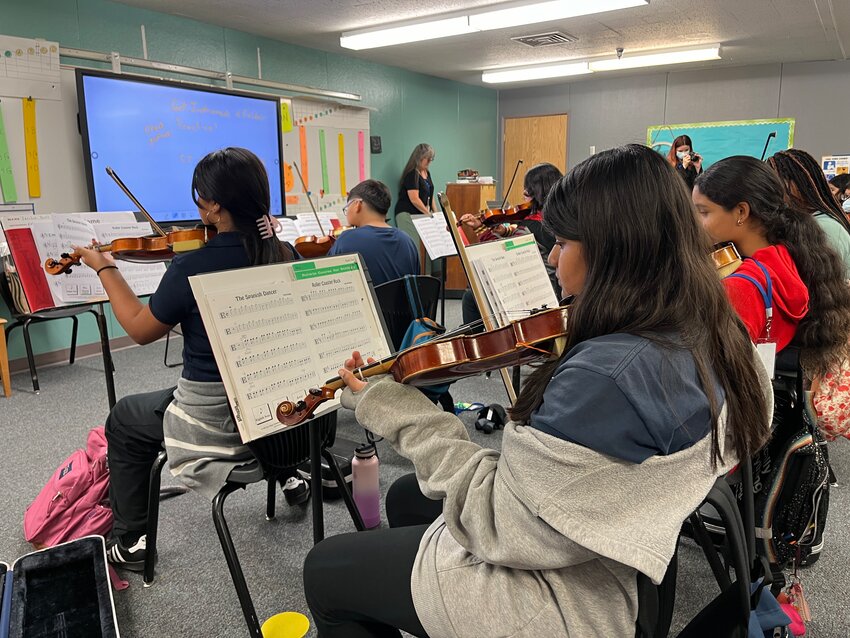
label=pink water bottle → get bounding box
[352,444,381,529]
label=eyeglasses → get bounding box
[343,199,362,214]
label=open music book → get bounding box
[467,235,559,325]
[189,253,393,442]
[0,212,166,311]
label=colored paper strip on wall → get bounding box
[319,129,329,194]
[0,100,18,203]
[280,99,293,133]
[358,130,366,182]
[22,97,41,198]
[299,126,309,191]
[338,133,347,196]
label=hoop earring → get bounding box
[207,210,221,225]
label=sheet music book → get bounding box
[411,212,457,259]
[275,218,301,244]
[189,253,393,442]
[466,236,558,325]
[0,212,165,310]
[294,212,342,236]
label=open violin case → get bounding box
[0,536,119,638]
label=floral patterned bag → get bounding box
[810,362,850,441]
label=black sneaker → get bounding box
[282,476,310,506]
[106,534,147,572]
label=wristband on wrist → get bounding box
[96,265,118,276]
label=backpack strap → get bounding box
[404,275,425,319]
[727,258,774,341]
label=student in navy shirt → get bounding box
[74,148,303,571]
[329,179,420,286]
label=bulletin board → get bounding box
[280,97,370,217]
[646,118,795,168]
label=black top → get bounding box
[395,169,434,215]
[148,233,297,382]
[675,163,702,191]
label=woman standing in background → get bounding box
[395,144,437,217]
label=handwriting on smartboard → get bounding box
[169,100,266,121]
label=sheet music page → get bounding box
[275,218,301,244]
[468,236,558,325]
[91,221,166,296]
[190,254,392,442]
[27,221,67,306]
[294,214,322,236]
[36,214,108,303]
[411,213,457,259]
[74,212,137,225]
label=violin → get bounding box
[45,226,216,275]
[275,305,569,426]
[711,242,742,278]
[459,201,536,228]
[291,161,342,258]
[44,167,216,275]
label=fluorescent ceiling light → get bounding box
[340,16,476,50]
[482,61,591,84]
[340,0,648,50]
[589,45,721,71]
[470,0,648,31]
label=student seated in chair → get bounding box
[73,148,308,571]
[328,179,419,286]
[303,145,774,638]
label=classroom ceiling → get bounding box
[116,0,850,88]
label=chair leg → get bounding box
[144,451,168,587]
[512,365,521,393]
[69,315,79,365]
[22,319,38,393]
[322,448,365,531]
[213,483,264,638]
[266,474,276,521]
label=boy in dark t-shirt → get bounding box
[329,179,420,286]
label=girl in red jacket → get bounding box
[693,156,850,379]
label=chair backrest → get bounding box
[247,412,337,472]
[635,550,678,638]
[677,479,752,638]
[374,275,442,350]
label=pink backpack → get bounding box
[24,427,113,549]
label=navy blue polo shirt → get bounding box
[328,225,419,286]
[148,233,251,382]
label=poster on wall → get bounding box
[280,97,370,219]
[646,118,795,168]
[821,155,850,180]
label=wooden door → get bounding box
[502,114,568,206]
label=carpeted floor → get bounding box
[1,299,847,637]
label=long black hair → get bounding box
[696,156,850,377]
[523,163,562,213]
[768,149,850,234]
[511,144,770,466]
[399,143,434,188]
[192,147,290,265]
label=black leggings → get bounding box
[303,473,442,637]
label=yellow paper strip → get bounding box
[338,133,346,196]
[280,98,293,133]
[22,98,40,198]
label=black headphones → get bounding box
[475,403,507,435]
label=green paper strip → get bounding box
[504,237,536,251]
[319,129,329,194]
[292,261,359,280]
[0,101,18,203]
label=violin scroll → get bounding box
[276,387,336,426]
[44,252,82,276]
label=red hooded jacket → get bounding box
[723,244,809,352]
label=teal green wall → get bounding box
[0,0,498,362]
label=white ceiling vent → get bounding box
[511,31,578,48]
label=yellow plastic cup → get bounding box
[261,612,310,638]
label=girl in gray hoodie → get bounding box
[303,144,774,638]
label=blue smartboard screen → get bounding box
[78,71,283,223]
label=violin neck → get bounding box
[323,357,395,390]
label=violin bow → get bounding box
[105,167,167,237]
[500,159,524,211]
[292,161,327,237]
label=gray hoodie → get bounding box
[341,336,772,638]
